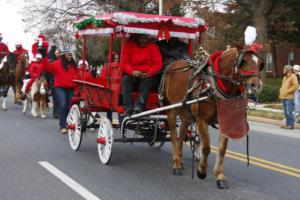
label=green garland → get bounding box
[74,16,104,30]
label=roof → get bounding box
[74,12,207,39]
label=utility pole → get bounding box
[159,0,164,15]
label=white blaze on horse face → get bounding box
[251,54,259,65]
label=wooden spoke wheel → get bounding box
[97,117,113,164]
[67,104,83,151]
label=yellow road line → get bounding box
[210,149,300,179]
[211,146,300,174]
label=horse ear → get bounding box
[234,43,244,51]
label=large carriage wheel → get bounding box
[97,117,113,164]
[67,104,83,151]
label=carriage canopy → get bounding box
[74,12,208,39]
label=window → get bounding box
[266,53,273,72]
[288,51,294,65]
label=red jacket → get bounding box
[32,41,49,57]
[122,40,163,77]
[28,61,43,78]
[14,48,28,60]
[44,59,78,89]
[0,42,9,57]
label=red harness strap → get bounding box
[208,51,230,94]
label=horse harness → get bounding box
[158,49,263,106]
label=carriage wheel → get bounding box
[97,117,113,164]
[67,104,83,151]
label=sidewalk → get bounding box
[248,103,300,129]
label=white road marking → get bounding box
[39,161,101,200]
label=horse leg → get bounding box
[177,119,191,170]
[214,134,229,189]
[2,85,9,111]
[167,110,182,175]
[196,120,210,179]
[40,97,46,118]
[23,98,28,114]
[31,101,38,117]
[12,84,17,104]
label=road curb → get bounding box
[248,116,300,129]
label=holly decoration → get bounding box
[74,16,105,30]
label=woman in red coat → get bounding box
[44,51,78,134]
[121,34,163,116]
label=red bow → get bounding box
[248,42,263,53]
[157,19,173,41]
[74,31,80,40]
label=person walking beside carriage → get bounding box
[279,65,299,129]
[121,34,163,116]
[0,33,9,61]
[43,50,78,134]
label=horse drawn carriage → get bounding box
[67,12,264,189]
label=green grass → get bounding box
[263,104,282,110]
[248,110,284,120]
[264,78,282,88]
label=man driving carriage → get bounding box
[0,33,9,61]
[121,34,163,116]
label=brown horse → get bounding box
[14,54,28,104]
[162,47,263,189]
[0,53,17,110]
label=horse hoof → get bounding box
[197,170,207,179]
[180,163,185,170]
[173,168,183,176]
[2,108,7,111]
[216,180,229,189]
[41,115,46,119]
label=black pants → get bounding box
[122,74,156,110]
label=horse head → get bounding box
[219,47,264,97]
[6,52,17,76]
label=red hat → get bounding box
[38,35,45,40]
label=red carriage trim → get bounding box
[74,12,208,39]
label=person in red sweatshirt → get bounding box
[20,54,44,99]
[0,33,9,60]
[13,42,29,61]
[121,34,163,116]
[32,35,49,59]
[43,50,78,134]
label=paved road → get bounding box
[0,97,299,200]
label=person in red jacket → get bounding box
[0,33,9,60]
[13,42,29,61]
[122,34,163,116]
[43,50,78,134]
[20,54,44,99]
[32,35,49,59]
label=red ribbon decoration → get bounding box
[74,31,80,40]
[157,19,173,41]
[248,42,263,53]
